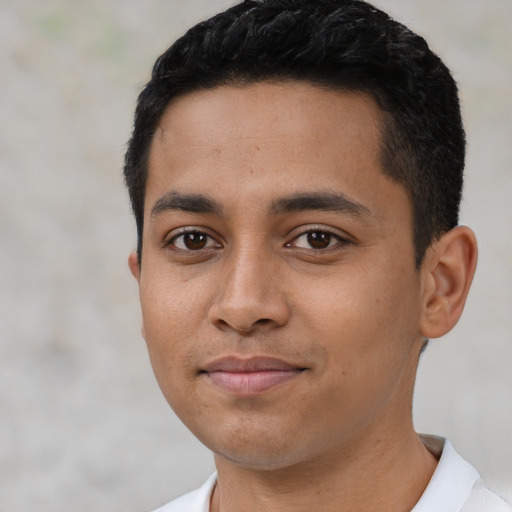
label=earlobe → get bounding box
[128,251,141,282]
[419,226,478,339]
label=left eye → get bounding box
[291,230,344,250]
[169,231,219,251]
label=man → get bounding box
[124,1,510,510]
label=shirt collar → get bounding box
[412,435,480,512]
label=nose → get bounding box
[208,248,290,334]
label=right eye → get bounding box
[168,230,221,251]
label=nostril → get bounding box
[255,318,273,325]
[214,317,276,334]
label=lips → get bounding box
[201,356,306,395]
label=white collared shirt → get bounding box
[152,436,511,512]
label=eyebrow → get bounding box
[270,192,373,218]
[150,190,373,221]
[151,191,223,218]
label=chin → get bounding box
[214,446,303,471]
[197,422,316,472]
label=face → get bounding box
[131,82,428,470]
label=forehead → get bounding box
[145,81,407,223]
[151,82,384,161]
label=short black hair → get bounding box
[124,0,465,267]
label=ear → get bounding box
[128,251,141,282]
[419,226,478,339]
[128,251,147,339]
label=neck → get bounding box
[210,426,437,512]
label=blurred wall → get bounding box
[1,0,510,510]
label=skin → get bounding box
[129,82,477,512]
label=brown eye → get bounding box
[170,231,219,251]
[184,232,208,250]
[289,229,350,251]
[306,231,332,249]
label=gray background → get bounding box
[1,0,510,510]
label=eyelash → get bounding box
[286,227,353,252]
[164,226,352,254]
[165,228,221,252]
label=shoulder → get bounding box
[151,473,217,512]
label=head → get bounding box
[124,0,477,472]
[124,0,466,268]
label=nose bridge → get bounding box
[227,244,268,299]
[209,240,289,332]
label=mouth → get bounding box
[200,356,307,395]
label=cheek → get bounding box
[138,267,221,394]
[299,265,421,424]
[140,265,206,334]
[139,277,192,373]
[302,258,421,362]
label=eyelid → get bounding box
[163,226,223,250]
[286,225,354,250]
[161,224,353,253]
